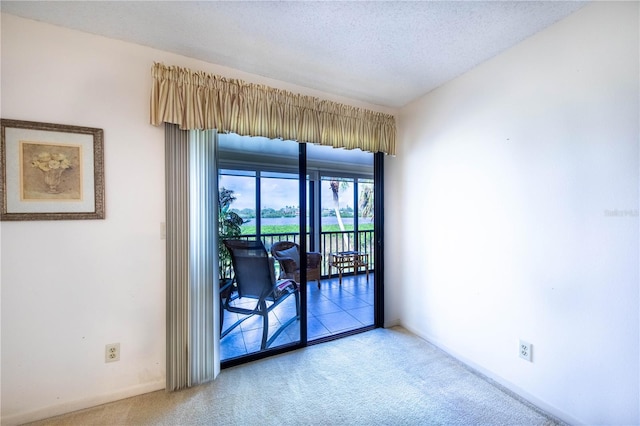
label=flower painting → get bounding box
[20,142,82,200]
[1,119,104,221]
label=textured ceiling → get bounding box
[1,1,587,108]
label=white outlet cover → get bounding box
[105,343,120,362]
[519,339,532,362]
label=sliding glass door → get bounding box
[218,136,303,362]
[218,134,378,365]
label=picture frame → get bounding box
[0,119,105,220]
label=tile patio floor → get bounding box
[221,273,374,360]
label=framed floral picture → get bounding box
[0,119,105,220]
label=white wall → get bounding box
[0,14,395,425]
[386,2,639,424]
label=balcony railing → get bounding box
[225,230,374,278]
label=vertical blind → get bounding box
[165,124,219,390]
[165,123,190,390]
[188,129,219,385]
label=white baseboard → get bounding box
[397,322,581,426]
[1,380,165,426]
[383,318,401,328]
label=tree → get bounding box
[219,187,245,281]
[359,183,374,221]
[330,179,350,248]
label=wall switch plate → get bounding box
[105,343,120,362]
[519,339,532,362]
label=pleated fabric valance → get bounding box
[150,63,396,155]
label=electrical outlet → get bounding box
[519,339,532,362]
[105,343,120,363]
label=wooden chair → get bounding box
[270,241,323,288]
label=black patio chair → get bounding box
[221,239,300,350]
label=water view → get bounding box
[243,217,372,226]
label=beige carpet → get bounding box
[28,327,562,425]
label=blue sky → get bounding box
[220,174,355,211]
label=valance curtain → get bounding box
[150,63,396,155]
